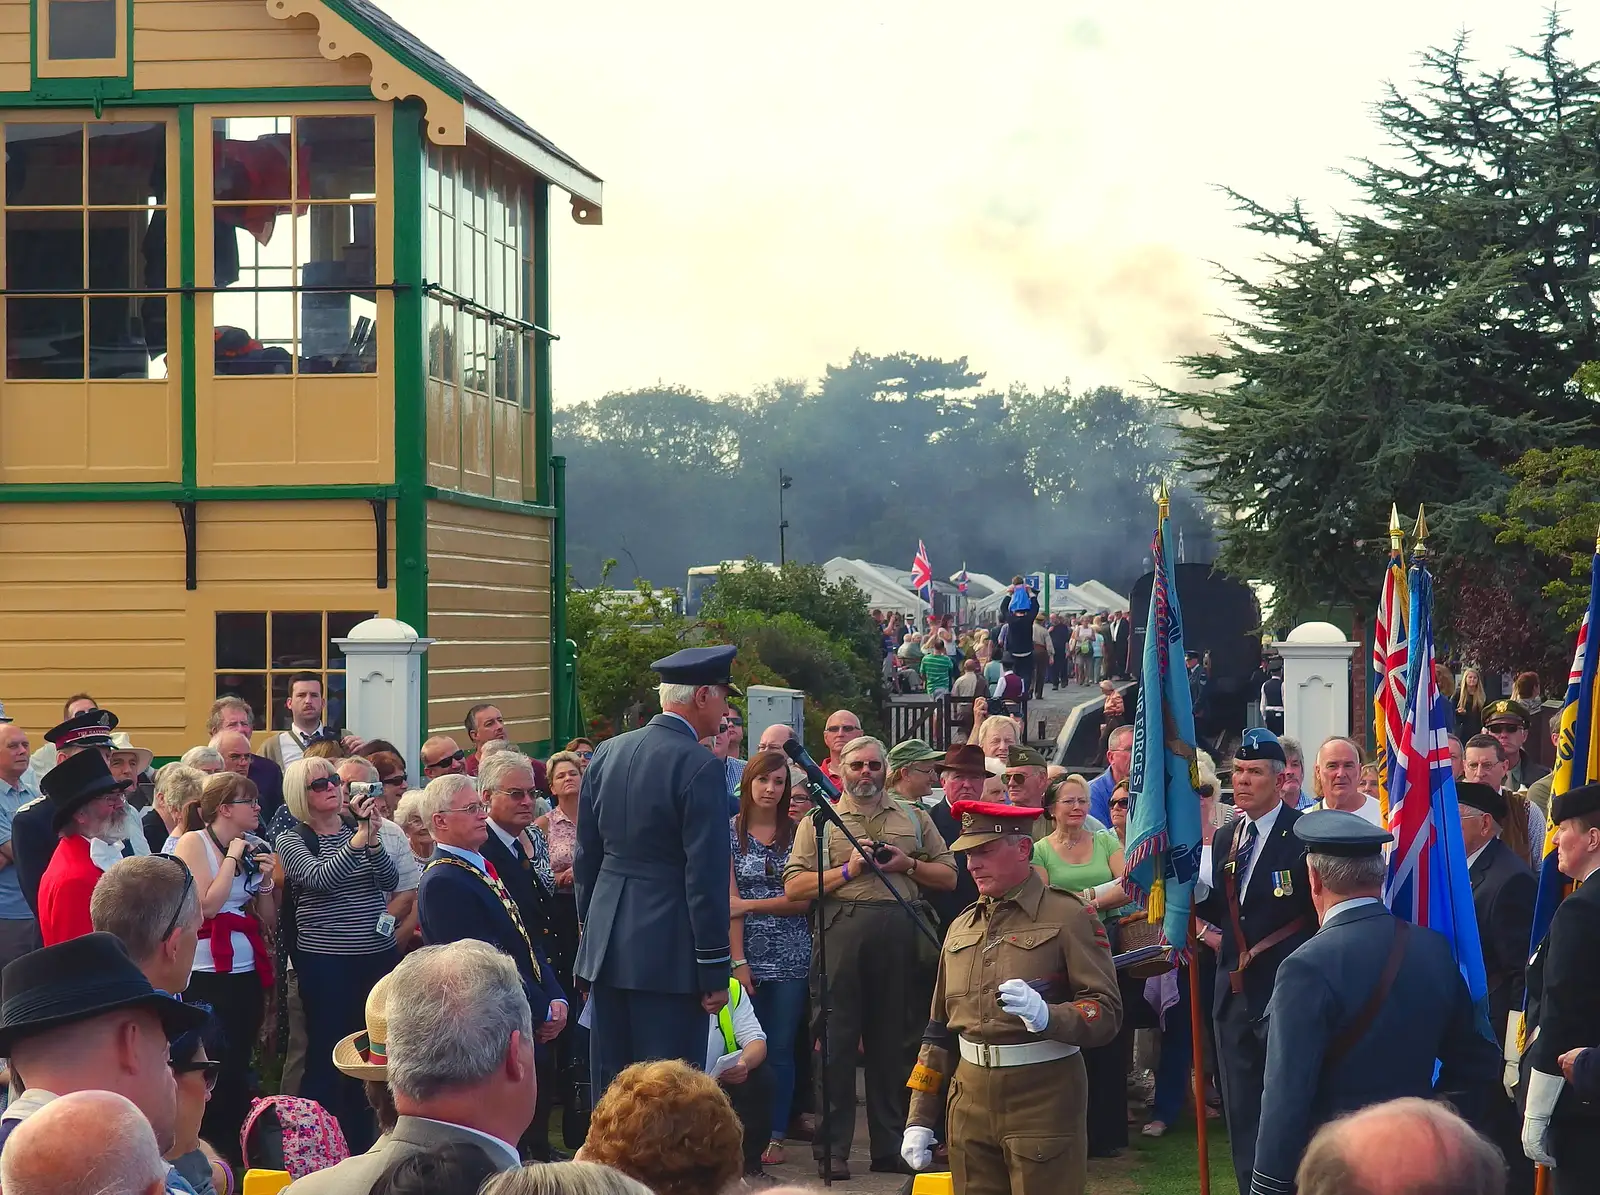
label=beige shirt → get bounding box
[785,794,954,902]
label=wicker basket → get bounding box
[1114,911,1175,978]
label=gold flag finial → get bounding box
[1388,504,1404,553]
[1157,481,1170,521]
[1412,505,1430,558]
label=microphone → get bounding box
[782,738,841,803]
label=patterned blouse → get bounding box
[731,818,812,982]
[545,805,577,885]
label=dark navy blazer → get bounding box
[1250,902,1500,1193]
[1467,836,1536,1044]
[1526,876,1600,1123]
[574,714,732,994]
[417,850,567,1025]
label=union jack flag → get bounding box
[1383,554,1488,1011]
[911,541,933,600]
[1373,541,1409,824]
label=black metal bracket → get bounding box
[174,501,197,590]
[370,497,389,589]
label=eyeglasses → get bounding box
[496,788,539,801]
[381,774,407,787]
[158,855,195,943]
[446,802,488,816]
[172,1058,222,1092]
[424,750,468,770]
[223,797,260,807]
[307,777,342,793]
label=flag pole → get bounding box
[1188,912,1210,1195]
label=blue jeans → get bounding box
[751,977,808,1140]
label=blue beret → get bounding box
[1235,727,1286,764]
[651,645,742,694]
[1294,808,1393,856]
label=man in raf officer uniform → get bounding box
[1192,727,1316,1195]
[1249,810,1500,1195]
[900,800,1120,1195]
[1521,781,1600,1193]
[574,646,738,1097]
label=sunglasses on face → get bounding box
[382,774,407,787]
[826,725,860,735]
[172,1058,222,1092]
[496,787,539,801]
[1110,799,1130,810]
[307,777,342,793]
[424,750,468,770]
[576,751,593,761]
[1002,774,1032,787]
[845,760,883,772]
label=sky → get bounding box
[376,0,1595,407]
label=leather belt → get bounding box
[958,1038,1079,1068]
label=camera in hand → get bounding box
[872,844,896,866]
[347,781,381,800]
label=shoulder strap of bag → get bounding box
[1323,919,1411,1070]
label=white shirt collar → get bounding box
[434,841,489,873]
[1466,841,1491,870]
[1322,896,1383,926]
[1242,801,1282,837]
[408,1118,519,1169]
[486,819,526,853]
[660,711,698,736]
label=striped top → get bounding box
[276,823,399,955]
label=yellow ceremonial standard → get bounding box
[0,0,601,759]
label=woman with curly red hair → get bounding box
[579,1059,743,1195]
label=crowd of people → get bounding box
[0,630,1589,1195]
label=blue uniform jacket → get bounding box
[574,714,732,994]
[417,857,567,1025]
[1250,901,1500,1194]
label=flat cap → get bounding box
[1294,808,1393,857]
[651,645,742,694]
[1236,727,1286,765]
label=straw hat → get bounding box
[332,972,394,1080]
[109,731,153,775]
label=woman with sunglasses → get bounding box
[277,755,399,1153]
[174,771,277,1166]
[168,1013,229,1195]
[564,738,596,771]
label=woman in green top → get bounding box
[1031,772,1131,1157]
[919,638,955,694]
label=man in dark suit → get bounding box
[575,645,736,1098]
[1522,782,1600,1194]
[924,745,985,932]
[1459,781,1538,1194]
[1249,810,1501,1195]
[1193,727,1316,1195]
[416,774,568,1045]
[288,941,533,1194]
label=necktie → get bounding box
[1236,820,1259,886]
[513,836,532,871]
[484,859,500,882]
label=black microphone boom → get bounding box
[782,738,841,802]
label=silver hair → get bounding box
[181,745,223,771]
[479,738,519,760]
[477,750,536,794]
[418,773,477,822]
[1307,851,1387,894]
[1,1089,167,1195]
[1280,736,1303,767]
[657,682,698,707]
[337,755,380,784]
[91,855,203,958]
[482,1162,654,1195]
[1108,724,1134,751]
[386,941,533,1102]
[839,735,886,765]
[154,762,205,819]
[393,789,429,829]
[207,729,251,752]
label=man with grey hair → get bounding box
[785,733,956,1180]
[286,941,532,1192]
[1249,811,1500,1195]
[1194,727,1317,1195]
[91,855,202,995]
[575,646,737,1100]
[1313,737,1382,825]
[1279,736,1311,810]
[338,756,420,947]
[206,697,284,823]
[1297,1097,1506,1195]
[1,1090,170,1195]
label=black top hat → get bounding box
[0,933,208,1054]
[40,750,127,833]
[44,707,118,752]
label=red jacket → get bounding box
[39,835,101,946]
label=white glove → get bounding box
[901,1126,936,1172]
[1522,1068,1563,1167]
[997,978,1050,1033]
[1503,1012,1524,1102]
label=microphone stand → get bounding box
[805,779,944,1188]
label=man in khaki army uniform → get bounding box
[785,734,958,1181]
[901,800,1121,1195]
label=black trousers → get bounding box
[1214,998,1270,1195]
[1553,1116,1600,1195]
[186,968,265,1168]
[725,1063,774,1174]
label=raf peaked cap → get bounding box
[1551,781,1600,826]
[0,933,208,1053]
[651,645,742,694]
[949,799,1042,852]
[44,706,118,752]
[1294,808,1393,857]
[1483,699,1531,729]
[1456,781,1509,822]
[1236,727,1287,764]
[40,749,127,833]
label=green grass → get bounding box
[1086,1114,1238,1195]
